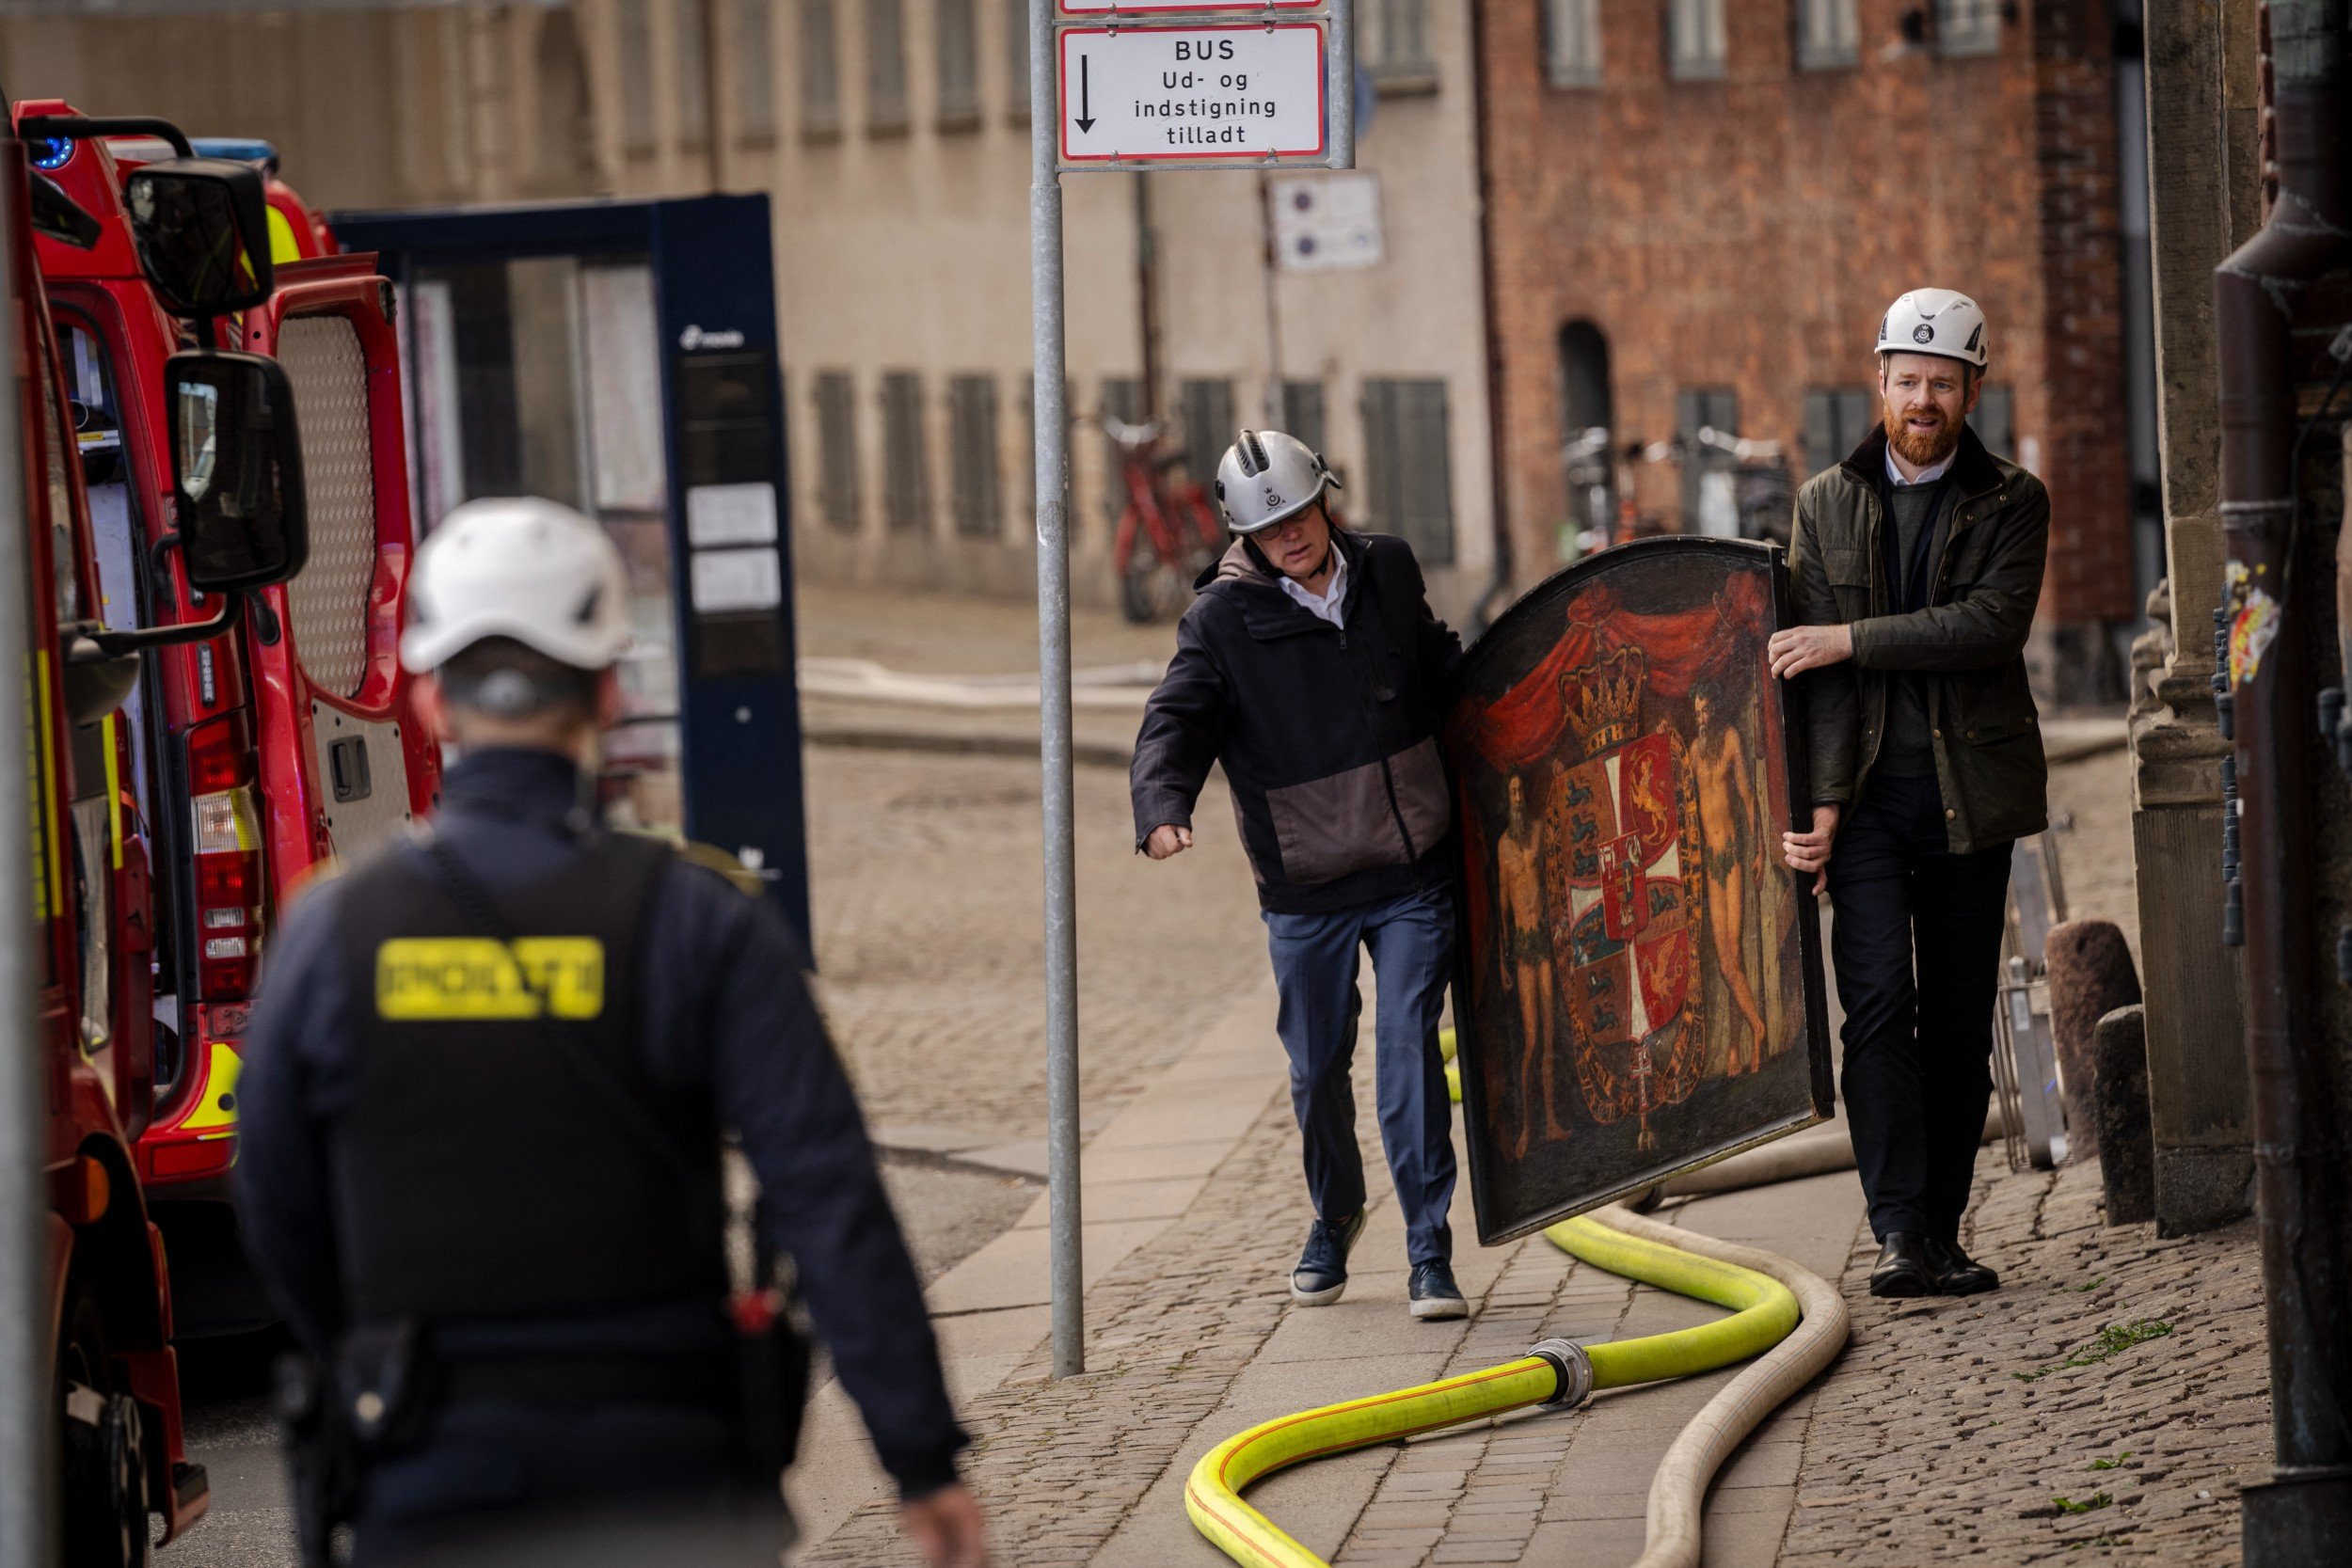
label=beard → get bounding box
[1885,397,1964,467]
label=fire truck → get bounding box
[19,104,439,1332]
[8,116,315,1558]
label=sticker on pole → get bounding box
[1058,24,1326,167]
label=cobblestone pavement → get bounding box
[804,744,1266,1148]
[1780,1154,2269,1565]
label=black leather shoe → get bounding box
[1869,1232,1936,1298]
[1291,1211,1366,1305]
[1922,1236,1999,1296]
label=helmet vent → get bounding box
[576,585,603,625]
[1241,430,1269,477]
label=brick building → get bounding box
[1476,0,2150,701]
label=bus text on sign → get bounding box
[1057,24,1327,166]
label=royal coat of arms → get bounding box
[1546,647,1708,1151]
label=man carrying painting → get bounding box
[1767,289,2050,1300]
[1130,429,1470,1322]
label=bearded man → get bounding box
[1765,290,2049,1301]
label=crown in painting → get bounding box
[1560,645,1645,752]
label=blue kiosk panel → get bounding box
[332,196,812,950]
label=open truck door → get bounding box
[238,260,437,892]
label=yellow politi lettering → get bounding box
[375,938,605,1021]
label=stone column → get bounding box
[2125,0,2261,1234]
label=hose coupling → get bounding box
[1528,1338,1594,1410]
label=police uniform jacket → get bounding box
[233,747,967,1499]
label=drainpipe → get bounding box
[2213,3,2352,1560]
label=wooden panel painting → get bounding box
[1442,537,1833,1244]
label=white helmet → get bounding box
[1214,429,1341,535]
[1876,288,1990,369]
[400,498,632,674]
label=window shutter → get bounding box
[800,0,841,135]
[815,371,861,531]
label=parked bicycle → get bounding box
[1101,415,1224,624]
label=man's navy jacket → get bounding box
[233,746,967,1498]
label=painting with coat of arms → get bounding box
[1441,537,1832,1244]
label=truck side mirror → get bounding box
[122,158,275,318]
[167,350,308,593]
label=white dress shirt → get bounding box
[1278,546,1349,626]
[1884,444,1956,487]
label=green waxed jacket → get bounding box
[1787,422,2050,855]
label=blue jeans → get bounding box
[1263,884,1457,1268]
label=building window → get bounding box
[1797,0,1858,70]
[1974,383,2014,459]
[1180,379,1235,497]
[814,371,861,531]
[1365,0,1437,92]
[1676,388,1739,533]
[881,372,930,532]
[1546,0,1601,89]
[738,0,777,140]
[1282,380,1327,460]
[1099,378,1143,531]
[1006,0,1031,122]
[1360,378,1455,562]
[937,0,980,128]
[866,0,911,133]
[1936,0,2002,57]
[1668,0,1726,82]
[676,0,711,149]
[947,375,1002,538]
[620,0,658,150]
[801,0,842,135]
[1801,387,1876,476]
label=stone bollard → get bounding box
[2043,920,2143,1159]
[2092,1004,2156,1225]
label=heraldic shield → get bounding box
[1442,538,1833,1244]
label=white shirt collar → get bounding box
[1278,545,1348,626]
[1884,443,1955,487]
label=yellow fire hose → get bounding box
[1186,1031,1850,1568]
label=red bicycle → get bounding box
[1104,416,1224,624]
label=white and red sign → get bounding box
[1057,0,1321,12]
[1058,24,1326,166]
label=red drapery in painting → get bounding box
[1447,571,1776,966]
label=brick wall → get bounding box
[1478,0,2133,654]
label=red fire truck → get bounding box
[9,118,314,1558]
[20,104,439,1331]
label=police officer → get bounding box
[235,499,990,1566]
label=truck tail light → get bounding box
[185,713,262,1000]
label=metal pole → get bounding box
[1327,0,1355,171]
[0,153,57,1568]
[1258,172,1284,428]
[1029,0,1084,1380]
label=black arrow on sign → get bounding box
[1076,55,1095,133]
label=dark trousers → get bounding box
[1824,774,2012,1243]
[356,1403,783,1567]
[1263,883,1458,1267]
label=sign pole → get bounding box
[1031,0,1085,1381]
[0,162,56,1568]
